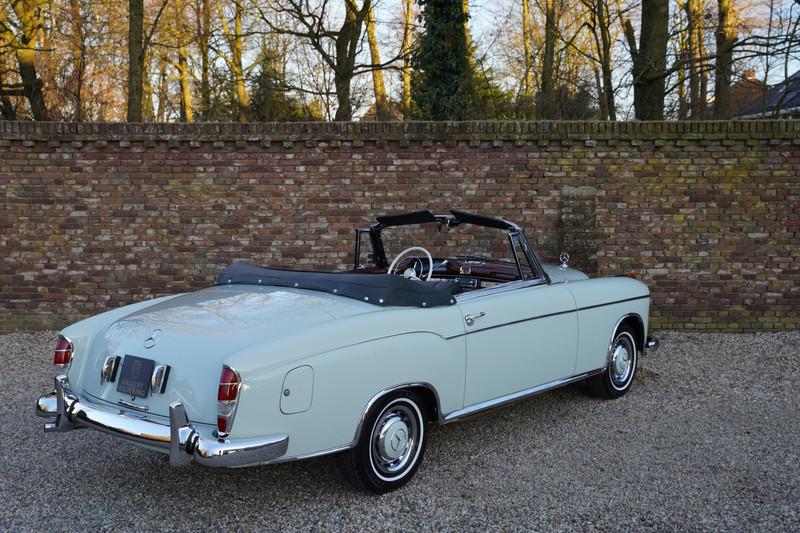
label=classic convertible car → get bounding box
[36,210,658,493]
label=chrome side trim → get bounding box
[446,295,650,340]
[580,296,650,313]
[272,443,354,463]
[441,368,604,423]
[445,308,576,339]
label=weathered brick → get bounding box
[0,120,798,333]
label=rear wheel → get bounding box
[341,390,428,494]
[587,325,638,399]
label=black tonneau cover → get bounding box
[215,262,457,308]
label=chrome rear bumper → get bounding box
[36,374,288,467]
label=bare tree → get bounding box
[538,0,557,118]
[401,0,413,118]
[254,0,377,121]
[521,0,534,106]
[216,0,249,121]
[127,0,168,122]
[365,2,389,119]
[582,0,616,119]
[620,0,670,120]
[713,0,736,118]
[1,0,49,120]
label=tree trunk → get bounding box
[333,1,369,121]
[8,0,49,120]
[156,55,168,121]
[68,0,86,121]
[594,67,607,120]
[698,34,708,119]
[631,0,669,120]
[686,0,700,118]
[538,0,557,119]
[401,0,413,118]
[0,16,18,119]
[216,0,249,121]
[366,4,389,120]
[198,0,211,118]
[713,0,736,119]
[142,50,154,121]
[232,3,248,122]
[597,0,616,120]
[127,0,145,122]
[522,0,533,109]
[0,52,16,119]
[178,45,193,122]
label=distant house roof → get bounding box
[734,70,800,118]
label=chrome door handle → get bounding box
[464,312,485,326]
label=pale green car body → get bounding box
[50,263,650,465]
[37,211,654,472]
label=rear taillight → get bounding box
[53,336,74,367]
[217,365,241,436]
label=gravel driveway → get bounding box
[1,331,798,532]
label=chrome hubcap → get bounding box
[378,416,410,461]
[610,334,635,387]
[370,402,420,478]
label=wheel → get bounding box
[587,325,638,399]
[341,390,428,494]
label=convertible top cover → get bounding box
[215,263,458,308]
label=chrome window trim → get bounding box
[441,368,605,423]
[455,277,549,302]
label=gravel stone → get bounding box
[1,330,798,531]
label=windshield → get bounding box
[380,223,515,263]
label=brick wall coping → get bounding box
[1,120,799,143]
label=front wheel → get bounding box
[341,390,428,494]
[587,325,638,399]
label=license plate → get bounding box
[116,355,155,398]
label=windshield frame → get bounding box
[352,212,550,284]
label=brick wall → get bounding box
[1,120,798,332]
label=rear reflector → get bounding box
[217,365,241,436]
[53,336,74,367]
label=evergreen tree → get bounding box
[411,0,472,120]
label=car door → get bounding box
[456,281,578,407]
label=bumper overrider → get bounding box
[36,374,289,467]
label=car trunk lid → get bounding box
[79,285,374,424]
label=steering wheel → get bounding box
[388,246,434,281]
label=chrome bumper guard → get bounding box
[36,375,288,468]
[646,336,660,353]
